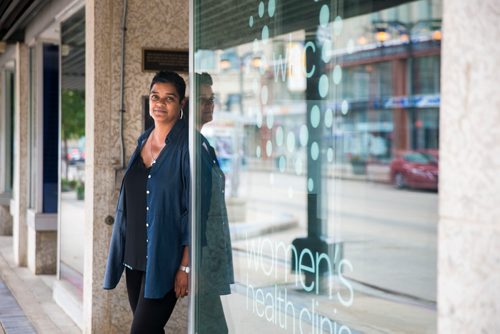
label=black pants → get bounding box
[126,269,177,334]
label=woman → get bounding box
[103,71,190,334]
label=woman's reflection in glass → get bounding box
[195,72,234,334]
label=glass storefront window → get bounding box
[193,1,440,333]
[28,46,37,209]
[58,7,86,293]
[412,56,440,95]
[4,69,15,193]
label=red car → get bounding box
[389,150,438,190]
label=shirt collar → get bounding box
[138,119,187,145]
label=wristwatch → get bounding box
[179,265,190,274]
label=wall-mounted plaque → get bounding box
[142,49,189,72]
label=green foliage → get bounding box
[61,89,85,140]
[350,155,367,175]
[76,181,85,200]
[61,178,84,199]
[350,155,367,164]
[61,179,78,192]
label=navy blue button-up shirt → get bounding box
[103,119,190,299]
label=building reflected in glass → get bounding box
[193,0,440,333]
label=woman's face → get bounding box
[149,82,183,126]
[197,84,214,127]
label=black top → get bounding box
[123,155,149,271]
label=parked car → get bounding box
[389,150,438,190]
[66,147,84,165]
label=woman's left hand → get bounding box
[175,270,189,298]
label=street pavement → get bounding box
[229,170,437,333]
[238,170,437,302]
[60,190,85,275]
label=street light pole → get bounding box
[291,29,343,292]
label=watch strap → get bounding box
[179,265,190,273]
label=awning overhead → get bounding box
[0,0,46,42]
[195,0,414,50]
[61,8,85,90]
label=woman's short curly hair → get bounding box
[150,71,186,101]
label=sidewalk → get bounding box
[0,277,35,334]
[0,236,80,334]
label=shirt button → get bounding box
[146,207,149,211]
[146,239,149,243]
[146,223,149,227]
[146,190,150,194]
[148,175,151,179]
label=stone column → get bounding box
[0,206,12,235]
[10,43,29,266]
[391,59,408,151]
[84,1,120,332]
[439,0,500,332]
[27,212,57,274]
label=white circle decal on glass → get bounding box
[287,132,296,152]
[333,16,343,36]
[256,145,261,158]
[311,141,319,160]
[259,54,267,75]
[268,0,276,17]
[318,75,329,98]
[261,85,268,105]
[341,100,349,115]
[256,112,263,128]
[333,65,342,85]
[319,5,330,28]
[322,40,332,63]
[266,140,273,157]
[258,1,265,17]
[310,105,321,128]
[276,126,284,146]
[295,157,303,175]
[327,147,334,162]
[266,110,274,129]
[262,25,269,43]
[308,178,314,192]
[279,156,286,172]
[299,125,309,147]
[325,108,333,128]
[249,16,254,28]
